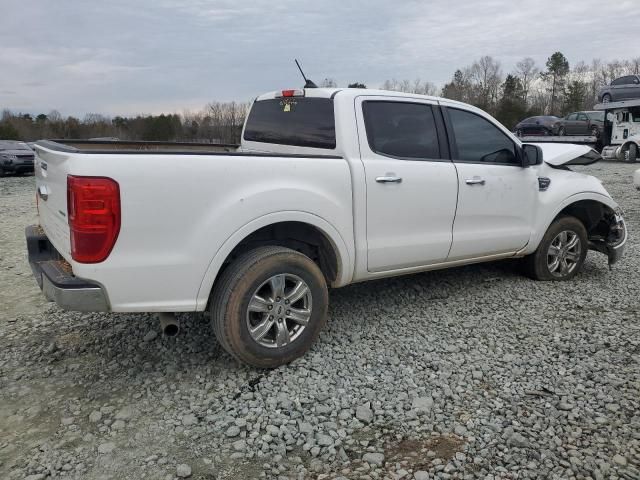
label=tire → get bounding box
[602,94,611,103]
[558,126,566,136]
[590,126,599,138]
[625,143,638,163]
[0,167,4,177]
[210,246,328,368]
[522,216,588,281]
[515,129,522,138]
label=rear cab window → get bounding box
[243,97,336,149]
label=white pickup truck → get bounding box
[28,88,627,367]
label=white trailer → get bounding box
[594,99,640,162]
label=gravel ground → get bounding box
[1,163,639,480]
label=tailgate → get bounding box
[34,143,72,261]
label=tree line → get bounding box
[2,52,639,143]
[0,101,250,144]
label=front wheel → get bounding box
[591,126,599,138]
[522,216,588,281]
[210,246,328,368]
[602,94,611,103]
[558,126,566,136]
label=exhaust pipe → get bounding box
[158,312,180,337]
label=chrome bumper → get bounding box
[25,225,110,312]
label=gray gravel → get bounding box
[1,162,639,480]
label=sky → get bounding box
[1,0,639,117]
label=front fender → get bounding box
[526,190,620,255]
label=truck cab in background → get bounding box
[596,99,640,162]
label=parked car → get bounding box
[0,141,35,176]
[598,75,640,103]
[514,116,561,136]
[558,111,604,137]
[27,88,627,368]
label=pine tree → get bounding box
[541,52,570,115]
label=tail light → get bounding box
[276,89,305,98]
[67,175,120,263]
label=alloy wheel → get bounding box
[547,230,581,278]
[246,273,313,348]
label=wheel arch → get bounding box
[195,212,353,311]
[528,193,620,253]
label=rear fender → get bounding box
[195,211,353,311]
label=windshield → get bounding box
[586,111,604,121]
[0,141,31,151]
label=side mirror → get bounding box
[522,144,543,167]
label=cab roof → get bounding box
[255,87,445,104]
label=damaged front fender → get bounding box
[588,209,627,267]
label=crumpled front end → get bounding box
[588,208,627,267]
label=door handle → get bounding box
[465,177,485,185]
[376,176,402,184]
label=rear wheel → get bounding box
[602,93,611,103]
[558,126,566,136]
[210,246,328,368]
[515,129,523,138]
[590,126,599,137]
[522,216,588,281]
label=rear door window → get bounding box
[243,97,336,149]
[362,101,440,159]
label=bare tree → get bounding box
[514,57,539,104]
[319,78,337,88]
[380,78,437,95]
[470,56,503,112]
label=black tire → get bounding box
[522,216,588,281]
[0,167,4,177]
[602,94,611,103]
[515,129,522,138]
[625,143,638,163]
[558,126,566,136]
[590,126,599,138]
[210,246,328,368]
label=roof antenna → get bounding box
[295,59,318,88]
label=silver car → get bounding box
[598,75,640,103]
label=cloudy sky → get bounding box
[1,0,639,116]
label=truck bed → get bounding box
[39,139,240,154]
[32,139,352,312]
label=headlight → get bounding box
[1,154,17,163]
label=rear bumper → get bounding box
[25,225,110,312]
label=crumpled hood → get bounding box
[529,143,601,166]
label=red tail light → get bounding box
[276,89,305,98]
[67,175,120,263]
